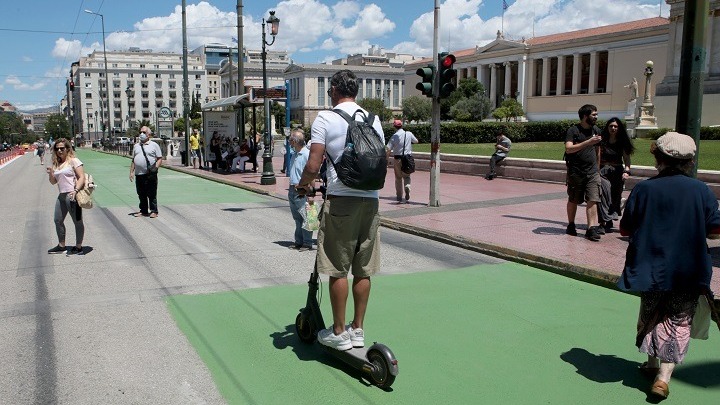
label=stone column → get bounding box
[518,55,527,109]
[589,51,598,94]
[541,57,550,96]
[490,64,497,107]
[504,62,512,98]
[571,53,580,95]
[478,64,488,90]
[556,55,565,96]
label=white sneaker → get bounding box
[345,325,365,348]
[404,184,411,201]
[317,328,352,351]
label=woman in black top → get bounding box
[598,117,634,231]
[210,131,222,172]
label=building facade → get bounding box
[69,48,206,139]
[284,64,406,126]
[404,1,720,127]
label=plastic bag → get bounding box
[690,294,711,340]
[302,202,319,231]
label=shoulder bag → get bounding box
[141,143,158,174]
[75,172,96,209]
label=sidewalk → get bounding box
[163,152,720,296]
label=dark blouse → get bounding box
[600,140,624,166]
[618,169,720,292]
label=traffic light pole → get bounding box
[429,0,441,207]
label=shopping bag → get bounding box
[302,202,319,231]
[690,294,711,340]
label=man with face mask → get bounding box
[130,126,163,218]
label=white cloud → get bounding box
[333,1,361,21]
[5,75,46,91]
[22,56,33,62]
[52,38,100,60]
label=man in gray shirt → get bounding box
[485,128,511,180]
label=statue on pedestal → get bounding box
[624,78,638,101]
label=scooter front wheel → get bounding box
[295,312,316,343]
[366,349,396,388]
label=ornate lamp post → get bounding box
[260,10,280,185]
[84,9,112,140]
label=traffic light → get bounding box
[438,52,457,99]
[69,81,75,91]
[415,65,435,98]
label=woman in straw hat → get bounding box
[618,132,720,399]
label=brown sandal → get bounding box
[650,380,669,399]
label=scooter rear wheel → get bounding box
[295,312,316,343]
[366,349,396,388]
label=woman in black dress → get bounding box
[598,117,634,232]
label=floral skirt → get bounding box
[636,291,698,364]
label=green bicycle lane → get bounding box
[79,150,720,404]
[75,149,266,208]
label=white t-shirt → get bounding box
[53,158,82,193]
[311,101,385,198]
[386,129,418,156]
[132,141,163,175]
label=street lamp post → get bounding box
[260,11,280,185]
[94,111,98,141]
[84,9,112,141]
[125,86,132,134]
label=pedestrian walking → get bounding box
[485,127,511,180]
[618,132,720,400]
[597,117,634,232]
[564,104,602,241]
[386,119,418,203]
[296,69,385,351]
[46,138,86,255]
[36,138,47,165]
[130,127,163,218]
[189,129,200,169]
[287,129,313,251]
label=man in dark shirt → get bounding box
[565,104,602,241]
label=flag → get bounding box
[232,37,238,43]
[503,0,509,10]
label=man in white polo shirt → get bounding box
[296,69,385,351]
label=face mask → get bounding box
[139,133,148,142]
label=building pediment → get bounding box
[475,38,527,54]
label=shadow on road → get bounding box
[560,348,649,397]
[672,361,720,387]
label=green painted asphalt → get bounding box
[75,149,265,208]
[167,263,720,404]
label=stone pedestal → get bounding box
[635,102,658,139]
[624,100,638,138]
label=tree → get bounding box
[450,95,492,122]
[190,93,202,120]
[357,98,393,122]
[499,98,525,121]
[271,101,286,132]
[45,114,70,140]
[402,95,431,122]
[456,77,485,98]
[0,113,27,144]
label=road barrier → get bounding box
[0,147,22,165]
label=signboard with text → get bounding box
[251,87,286,101]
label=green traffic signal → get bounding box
[438,52,457,99]
[415,65,435,98]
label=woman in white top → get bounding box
[46,138,86,254]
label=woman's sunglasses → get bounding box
[55,147,66,151]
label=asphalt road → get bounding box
[0,151,505,404]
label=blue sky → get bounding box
[0,0,667,111]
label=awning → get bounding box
[202,94,262,111]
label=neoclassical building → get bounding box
[284,64,405,125]
[404,1,720,127]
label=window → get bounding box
[155,74,161,79]
[195,75,201,80]
[126,64,131,68]
[112,64,118,68]
[141,73,148,78]
[86,93,92,99]
[140,64,145,68]
[169,74,175,79]
[99,72,105,78]
[596,51,609,93]
[195,84,201,89]
[128,73,134,78]
[168,65,173,69]
[317,77,325,106]
[154,65,159,69]
[357,79,363,101]
[84,72,91,77]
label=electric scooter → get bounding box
[295,263,399,388]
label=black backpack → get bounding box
[328,109,387,190]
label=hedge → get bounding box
[297,121,720,143]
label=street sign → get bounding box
[158,106,172,119]
[252,88,287,100]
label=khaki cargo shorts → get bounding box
[316,196,380,278]
[567,171,601,204]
